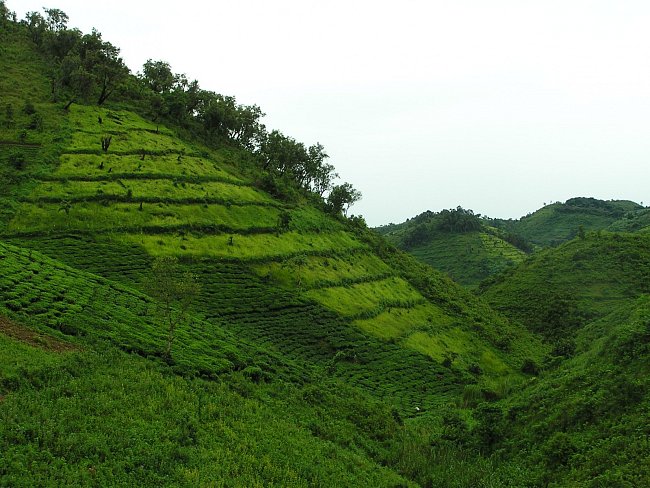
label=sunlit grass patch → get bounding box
[304,277,424,318]
[253,252,392,289]
[478,231,525,262]
[353,304,454,340]
[403,328,472,363]
[67,128,194,155]
[8,202,280,234]
[27,179,275,205]
[478,350,510,376]
[68,105,171,135]
[54,154,243,182]
[121,231,366,260]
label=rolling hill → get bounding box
[490,197,644,247]
[0,12,545,486]
[2,6,650,487]
[375,208,528,287]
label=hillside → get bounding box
[3,5,650,487]
[480,232,650,343]
[490,197,644,247]
[469,232,650,485]
[375,208,527,287]
[0,10,547,486]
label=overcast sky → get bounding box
[12,0,650,225]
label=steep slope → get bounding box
[472,232,650,486]
[491,197,643,247]
[489,295,650,486]
[480,232,650,343]
[0,20,542,414]
[376,209,527,287]
[0,242,419,486]
[0,10,571,486]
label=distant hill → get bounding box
[490,197,644,247]
[477,233,650,484]
[480,231,650,343]
[375,207,528,287]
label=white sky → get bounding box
[11,0,650,225]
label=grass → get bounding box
[480,232,650,340]
[121,231,367,260]
[253,252,393,289]
[304,277,425,318]
[352,304,455,341]
[54,153,243,182]
[7,202,281,235]
[25,179,275,205]
[0,339,416,487]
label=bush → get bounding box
[8,151,26,170]
[521,358,540,375]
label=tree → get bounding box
[327,182,361,216]
[24,11,47,46]
[141,59,175,94]
[77,29,129,105]
[149,256,200,360]
[43,8,68,32]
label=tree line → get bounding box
[2,3,361,216]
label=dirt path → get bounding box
[0,315,78,352]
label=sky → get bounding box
[11,0,650,226]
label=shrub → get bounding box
[521,358,540,375]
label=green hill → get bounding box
[0,10,546,486]
[490,197,644,247]
[480,232,650,342]
[482,294,650,485]
[375,208,528,287]
[3,5,650,487]
[473,232,650,485]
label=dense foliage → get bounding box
[375,208,528,287]
[1,3,649,486]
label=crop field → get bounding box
[253,251,393,289]
[3,103,522,413]
[54,154,241,181]
[407,231,525,287]
[304,277,426,318]
[9,202,281,234]
[24,179,274,204]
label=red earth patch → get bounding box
[0,315,78,352]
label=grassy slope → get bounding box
[0,29,541,401]
[1,24,546,486]
[493,198,643,247]
[475,232,650,485]
[480,232,650,341]
[495,295,650,486]
[376,214,525,287]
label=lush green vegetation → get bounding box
[489,197,645,247]
[376,208,527,287]
[2,4,649,486]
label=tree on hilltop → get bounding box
[327,183,362,216]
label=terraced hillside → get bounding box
[376,209,527,287]
[0,241,425,486]
[3,100,546,415]
[0,31,540,409]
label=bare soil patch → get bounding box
[0,315,78,352]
